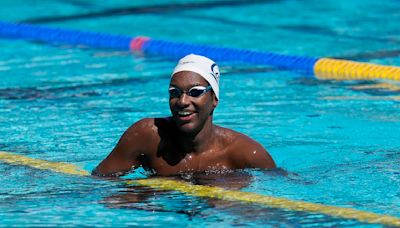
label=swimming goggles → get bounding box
[169,85,212,98]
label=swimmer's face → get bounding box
[169,71,218,134]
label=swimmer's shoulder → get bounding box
[126,117,175,144]
[214,125,261,148]
[126,118,156,136]
[123,118,168,152]
[128,117,172,134]
[214,125,276,169]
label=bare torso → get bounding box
[93,117,275,177]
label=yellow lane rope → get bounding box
[314,58,400,81]
[0,151,88,176]
[132,178,400,227]
[1,151,400,227]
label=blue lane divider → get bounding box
[0,21,318,75]
[142,39,319,74]
[0,21,132,50]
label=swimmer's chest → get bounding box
[146,148,233,175]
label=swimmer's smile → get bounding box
[176,110,196,121]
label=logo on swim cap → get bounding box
[180,60,195,65]
[210,63,220,82]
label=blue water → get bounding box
[1,0,400,227]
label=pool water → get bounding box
[0,0,400,227]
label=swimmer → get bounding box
[92,54,276,177]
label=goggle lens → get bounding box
[169,86,212,98]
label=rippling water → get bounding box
[1,0,400,227]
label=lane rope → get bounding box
[314,58,400,81]
[1,21,400,81]
[0,151,88,176]
[1,150,399,227]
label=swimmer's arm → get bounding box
[92,118,153,177]
[247,144,276,169]
[231,136,276,169]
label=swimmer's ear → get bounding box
[212,93,218,108]
[210,93,218,116]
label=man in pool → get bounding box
[92,54,276,177]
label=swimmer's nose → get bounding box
[177,93,190,107]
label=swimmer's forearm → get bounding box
[91,167,129,177]
[92,145,140,177]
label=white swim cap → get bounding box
[172,54,220,100]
